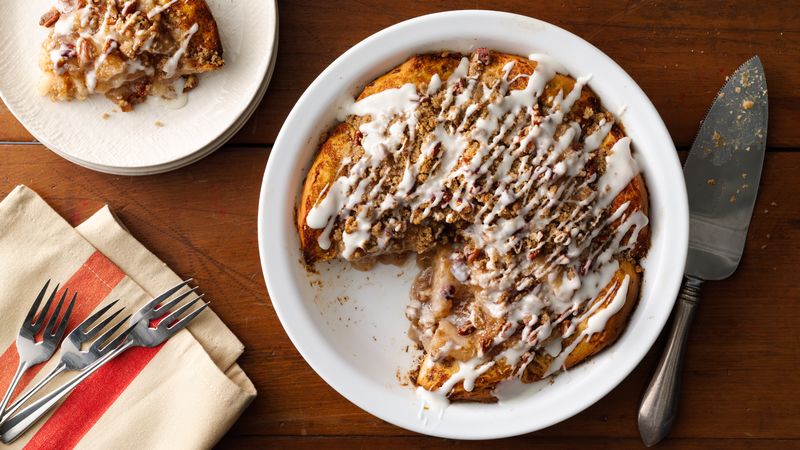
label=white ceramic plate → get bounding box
[258,10,688,440]
[0,0,277,174]
[54,21,280,176]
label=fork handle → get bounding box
[0,361,28,421]
[0,343,131,444]
[0,363,66,425]
[638,275,702,447]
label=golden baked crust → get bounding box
[298,49,651,403]
[38,0,224,111]
[161,0,224,75]
[416,259,641,401]
[298,53,465,263]
[298,122,357,263]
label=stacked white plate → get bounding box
[0,0,278,175]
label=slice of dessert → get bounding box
[38,0,224,111]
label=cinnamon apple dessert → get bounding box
[297,49,650,404]
[38,0,224,111]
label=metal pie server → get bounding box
[638,56,768,446]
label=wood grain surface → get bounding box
[1,1,798,449]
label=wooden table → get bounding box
[2,1,798,448]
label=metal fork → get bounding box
[0,300,129,423]
[0,280,208,443]
[0,281,76,421]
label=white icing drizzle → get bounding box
[146,0,178,19]
[54,11,76,36]
[440,357,495,394]
[595,137,638,211]
[163,23,199,78]
[87,38,117,93]
[160,76,189,109]
[543,274,630,376]
[415,356,495,412]
[119,11,141,33]
[426,74,442,95]
[305,50,647,406]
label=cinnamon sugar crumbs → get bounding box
[712,131,725,148]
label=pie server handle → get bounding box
[637,275,702,446]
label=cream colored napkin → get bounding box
[0,185,255,450]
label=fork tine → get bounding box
[31,283,59,333]
[160,294,205,325]
[154,286,200,314]
[83,306,125,341]
[133,279,193,320]
[90,314,132,354]
[52,292,77,340]
[78,300,119,334]
[104,322,137,352]
[43,288,67,336]
[163,300,209,333]
[24,280,50,325]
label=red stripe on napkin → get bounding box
[24,345,163,450]
[0,252,125,404]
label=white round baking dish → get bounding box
[258,10,688,439]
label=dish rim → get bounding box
[258,10,688,439]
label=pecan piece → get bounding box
[475,47,490,65]
[453,78,467,95]
[466,248,484,264]
[182,74,198,92]
[457,323,476,336]
[441,190,452,203]
[102,38,118,54]
[78,39,95,65]
[40,8,61,28]
[133,77,150,98]
[60,43,77,59]
[106,2,119,21]
[578,259,592,276]
[439,285,455,300]
[120,0,138,16]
